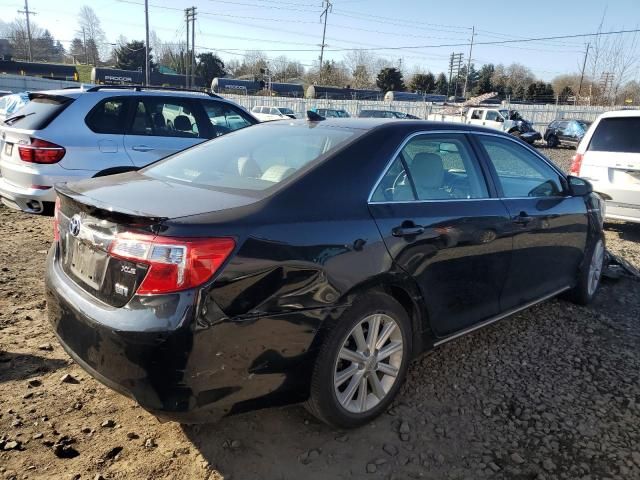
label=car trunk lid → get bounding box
[54,173,254,306]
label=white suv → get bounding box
[0,86,257,213]
[250,106,296,122]
[571,109,640,223]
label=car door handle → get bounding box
[392,225,425,237]
[131,145,154,152]
[512,213,534,225]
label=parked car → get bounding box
[465,107,542,144]
[359,109,420,119]
[571,109,640,223]
[251,105,296,121]
[47,118,605,428]
[544,119,591,148]
[315,108,351,118]
[0,92,29,122]
[0,86,257,214]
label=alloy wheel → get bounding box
[333,313,404,414]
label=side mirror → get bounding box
[567,175,593,196]
[497,116,504,123]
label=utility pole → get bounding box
[144,0,150,86]
[191,7,197,88]
[17,0,36,62]
[184,7,196,88]
[462,26,475,99]
[447,52,463,98]
[318,0,332,83]
[577,42,590,101]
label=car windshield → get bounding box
[143,123,359,192]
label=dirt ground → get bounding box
[1,147,639,480]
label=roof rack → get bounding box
[85,85,221,98]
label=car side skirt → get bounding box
[432,285,572,347]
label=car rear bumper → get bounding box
[0,176,56,212]
[605,201,640,223]
[44,245,329,423]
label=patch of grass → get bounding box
[75,64,93,83]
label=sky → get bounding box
[3,0,640,81]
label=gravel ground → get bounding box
[1,147,639,480]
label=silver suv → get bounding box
[0,86,257,213]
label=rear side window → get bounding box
[128,98,205,138]
[3,94,73,130]
[371,134,488,202]
[589,117,640,153]
[85,98,127,134]
[144,123,358,192]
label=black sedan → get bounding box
[544,119,592,148]
[46,119,606,428]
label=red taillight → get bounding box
[18,138,65,164]
[53,197,61,241]
[570,153,583,175]
[109,232,235,294]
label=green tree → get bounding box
[196,52,226,86]
[474,64,495,95]
[559,85,574,103]
[409,72,435,93]
[434,72,448,95]
[376,67,405,92]
[114,40,155,73]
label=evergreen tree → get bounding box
[409,72,435,93]
[376,67,405,92]
[196,52,226,86]
[474,64,495,95]
[434,72,448,95]
[113,40,155,73]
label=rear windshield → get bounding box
[2,94,73,130]
[589,117,640,153]
[278,107,294,115]
[143,123,358,192]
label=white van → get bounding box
[571,109,640,223]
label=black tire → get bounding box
[566,232,606,305]
[305,292,412,428]
[546,135,559,148]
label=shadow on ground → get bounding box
[0,350,67,383]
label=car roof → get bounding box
[271,118,514,135]
[599,109,640,119]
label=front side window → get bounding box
[371,134,489,202]
[477,136,564,198]
[129,98,204,138]
[85,97,127,134]
[144,123,358,192]
[201,101,253,136]
[485,110,499,121]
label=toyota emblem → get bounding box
[69,214,82,237]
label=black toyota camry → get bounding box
[46,118,605,428]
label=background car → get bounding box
[315,108,351,118]
[544,119,592,148]
[358,109,420,119]
[571,109,640,223]
[0,92,29,122]
[47,118,604,429]
[0,86,257,214]
[251,105,297,121]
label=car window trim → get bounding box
[368,130,499,204]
